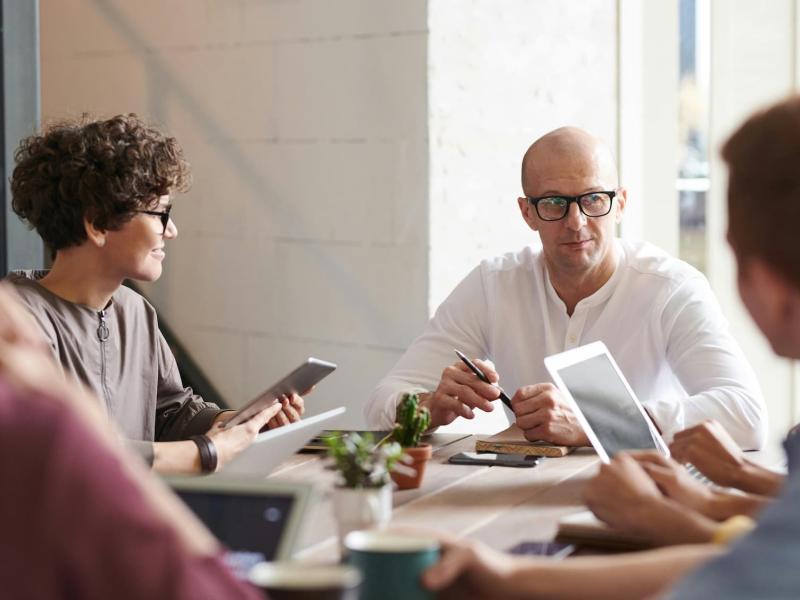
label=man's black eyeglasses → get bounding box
[525,190,616,221]
[134,205,172,234]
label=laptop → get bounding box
[221,406,346,476]
[168,476,314,577]
[543,341,669,463]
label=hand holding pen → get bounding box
[419,350,511,428]
[454,350,513,410]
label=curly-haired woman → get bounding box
[6,114,304,474]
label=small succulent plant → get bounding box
[390,392,431,448]
[323,431,404,488]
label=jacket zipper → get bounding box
[97,309,111,405]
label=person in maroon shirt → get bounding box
[0,285,264,600]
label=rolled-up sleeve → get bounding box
[365,265,490,428]
[648,276,767,449]
[154,331,231,441]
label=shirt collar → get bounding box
[543,239,625,312]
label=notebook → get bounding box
[475,424,574,457]
[556,510,654,551]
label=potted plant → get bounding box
[323,432,404,547]
[386,392,432,490]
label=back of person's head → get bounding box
[11,114,191,251]
[723,96,800,289]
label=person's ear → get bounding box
[748,259,798,323]
[518,196,540,231]
[614,187,628,224]
[84,218,107,248]
[772,266,800,329]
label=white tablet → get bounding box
[221,406,346,476]
[544,341,669,463]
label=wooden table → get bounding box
[269,433,602,562]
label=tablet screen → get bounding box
[224,357,337,429]
[176,491,294,576]
[557,354,660,457]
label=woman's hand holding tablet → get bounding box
[221,358,337,429]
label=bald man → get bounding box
[366,127,766,449]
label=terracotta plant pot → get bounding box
[391,443,433,490]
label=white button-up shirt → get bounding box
[366,240,767,449]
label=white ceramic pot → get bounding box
[331,485,392,553]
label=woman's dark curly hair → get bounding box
[11,113,191,251]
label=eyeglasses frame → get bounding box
[525,190,617,222]
[133,204,172,235]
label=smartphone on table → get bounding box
[448,452,542,468]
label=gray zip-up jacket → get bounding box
[7,271,227,465]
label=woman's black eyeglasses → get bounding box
[133,205,172,235]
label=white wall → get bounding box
[38,0,796,442]
[40,0,429,428]
[617,0,680,255]
[39,0,618,429]
[428,0,618,309]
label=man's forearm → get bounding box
[500,544,722,600]
[706,489,772,520]
[641,499,718,545]
[604,496,718,546]
[734,460,785,496]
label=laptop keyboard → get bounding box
[685,463,714,487]
[224,551,266,579]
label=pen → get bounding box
[454,349,513,411]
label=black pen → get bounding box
[454,349,513,410]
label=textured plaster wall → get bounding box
[427,0,618,310]
[40,0,429,427]
[39,0,619,430]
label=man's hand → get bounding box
[628,450,714,516]
[265,393,305,429]
[421,358,501,427]
[584,453,718,545]
[669,420,745,488]
[422,535,519,600]
[670,420,784,496]
[584,453,665,533]
[511,383,589,446]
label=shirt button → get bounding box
[568,336,577,344]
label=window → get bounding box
[677,0,710,272]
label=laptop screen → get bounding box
[556,354,660,457]
[176,490,295,576]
